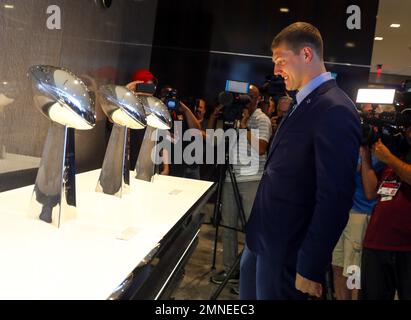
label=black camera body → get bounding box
[158,86,181,111]
[164,88,180,111]
[136,82,157,95]
[260,74,286,103]
[360,91,411,157]
[218,80,251,128]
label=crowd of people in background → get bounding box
[120,36,410,299]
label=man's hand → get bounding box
[207,104,223,130]
[372,139,411,185]
[125,80,143,91]
[295,273,322,298]
[240,108,250,129]
[211,104,223,120]
[372,139,393,164]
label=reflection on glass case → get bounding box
[28,65,96,227]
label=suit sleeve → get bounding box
[296,105,361,283]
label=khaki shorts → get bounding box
[332,210,370,277]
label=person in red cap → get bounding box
[126,69,157,93]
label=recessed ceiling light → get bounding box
[279,8,289,13]
[390,23,401,28]
[345,42,355,48]
[4,4,14,9]
[374,37,383,41]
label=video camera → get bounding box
[356,88,411,157]
[259,74,286,104]
[160,87,180,111]
[218,80,252,128]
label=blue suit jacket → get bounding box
[246,79,361,282]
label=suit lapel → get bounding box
[266,80,337,164]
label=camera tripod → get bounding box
[209,135,247,299]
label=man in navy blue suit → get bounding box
[240,22,361,299]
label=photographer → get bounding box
[207,102,224,130]
[332,145,384,300]
[159,86,202,179]
[126,69,157,92]
[331,104,385,300]
[260,96,276,118]
[211,85,272,289]
[361,134,411,300]
[195,98,208,131]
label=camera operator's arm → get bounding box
[207,104,223,129]
[251,132,269,155]
[160,148,170,176]
[239,109,270,155]
[360,146,379,200]
[179,102,201,131]
[373,139,411,185]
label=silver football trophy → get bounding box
[28,65,96,227]
[135,95,172,182]
[96,85,147,197]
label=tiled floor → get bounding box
[172,204,243,300]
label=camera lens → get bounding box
[168,101,176,109]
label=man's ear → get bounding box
[301,47,314,63]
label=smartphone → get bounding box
[136,82,156,95]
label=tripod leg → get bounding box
[324,266,335,300]
[227,165,247,230]
[210,249,243,300]
[211,163,227,269]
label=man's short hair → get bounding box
[272,22,323,60]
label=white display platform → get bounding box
[0,170,213,299]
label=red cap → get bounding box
[131,69,155,82]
